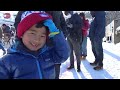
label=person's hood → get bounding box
[73,11,78,14]
[91,11,105,18]
[90,11,95,18]
[64,13,72,21]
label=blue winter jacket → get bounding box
[0,32,70,79]
[89,11,106,39]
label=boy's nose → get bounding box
[34,35,41,41]
[33,39,40,43]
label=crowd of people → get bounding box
[0,24,15,55]
[0,11,106,79]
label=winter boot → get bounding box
[93,66,103,70]
[67,66,74,70]
[77,65,81,72]
[77,68,81,72]
[80,56,83,60]
[90,61,97,66]
[82,56,86,60]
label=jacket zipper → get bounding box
[35,58,43,79]
[23,53,43,79]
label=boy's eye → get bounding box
[29,32,35,34]
[41,35,46,37]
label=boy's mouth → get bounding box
[30,42,39,48]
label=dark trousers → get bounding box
[90,37,103,66]
[67,37,81,69]
[55,64,61,79]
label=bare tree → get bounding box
[106,11,120,26]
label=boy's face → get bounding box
[21,24,47,51]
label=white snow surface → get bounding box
[59,38,120,79]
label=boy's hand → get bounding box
[44,19,59,37]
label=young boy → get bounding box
[14,11,68,79]
[0,12,70,79]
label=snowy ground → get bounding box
[0,38,120,79]
[59,38,120,79]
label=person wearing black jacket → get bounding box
[14,11,68,79]
[46,11,68,79]
[64,11,83,72]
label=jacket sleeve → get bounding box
[52,31,70,64]
[94,11,106,38]
[0,60,10,79]
[60,13,68,37]
[82,20,90,31]
[51,11,62,30]
[72,14,83,31]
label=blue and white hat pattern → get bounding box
[21,11,47,21]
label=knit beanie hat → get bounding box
[17,11,52,38]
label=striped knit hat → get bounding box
[17,11,52,38]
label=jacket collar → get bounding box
[7,40,49,57]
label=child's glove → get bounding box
[44,19,59,37]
